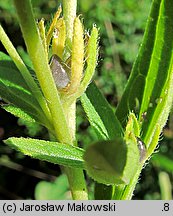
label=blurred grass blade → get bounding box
[4,138,85,169]
[159,172,172,200]
[152,154,173,172]
[81,82,123,140]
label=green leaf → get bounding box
[116,0,173,149]
[2,105,36,122]
[0,51,11,61]
[140,0,173,146]
[35,174,70,200]
[111,0,173,199]
[115,0,161,126]
[17,46,33,69]
[84,137,140,185]
[3,105,44,137]
[84,139,126,185]
[84,113,141,186]
[0,52,49,127]
[4,137,85,168]
[81,82,123,140]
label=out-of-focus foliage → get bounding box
[0,0,57,24]
[35,174,70,200]
[79,0,151,62]
[79,0,151,98]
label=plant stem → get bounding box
[14,0,87,200]
[63,102,76,142]
[13,0,88,200]
[113,164,143,200]
[62,0,88,199]
[63,102,88,199]
[120,165,143,199]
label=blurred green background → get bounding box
[0,0,172,200]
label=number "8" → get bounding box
[163,203,169,211]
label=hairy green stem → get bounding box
[113,164,143,200]
[63,103,76,142]
[62,0,88,200]
[113,126,160,200]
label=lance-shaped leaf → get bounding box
[115,0,161,127]
[4,137,85,169]
[81,82,123,140]
[116,0,173,149]
[140,0,173,146]
[2,105,36,123]
[111,0,173,200]
[0,53,51,128]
